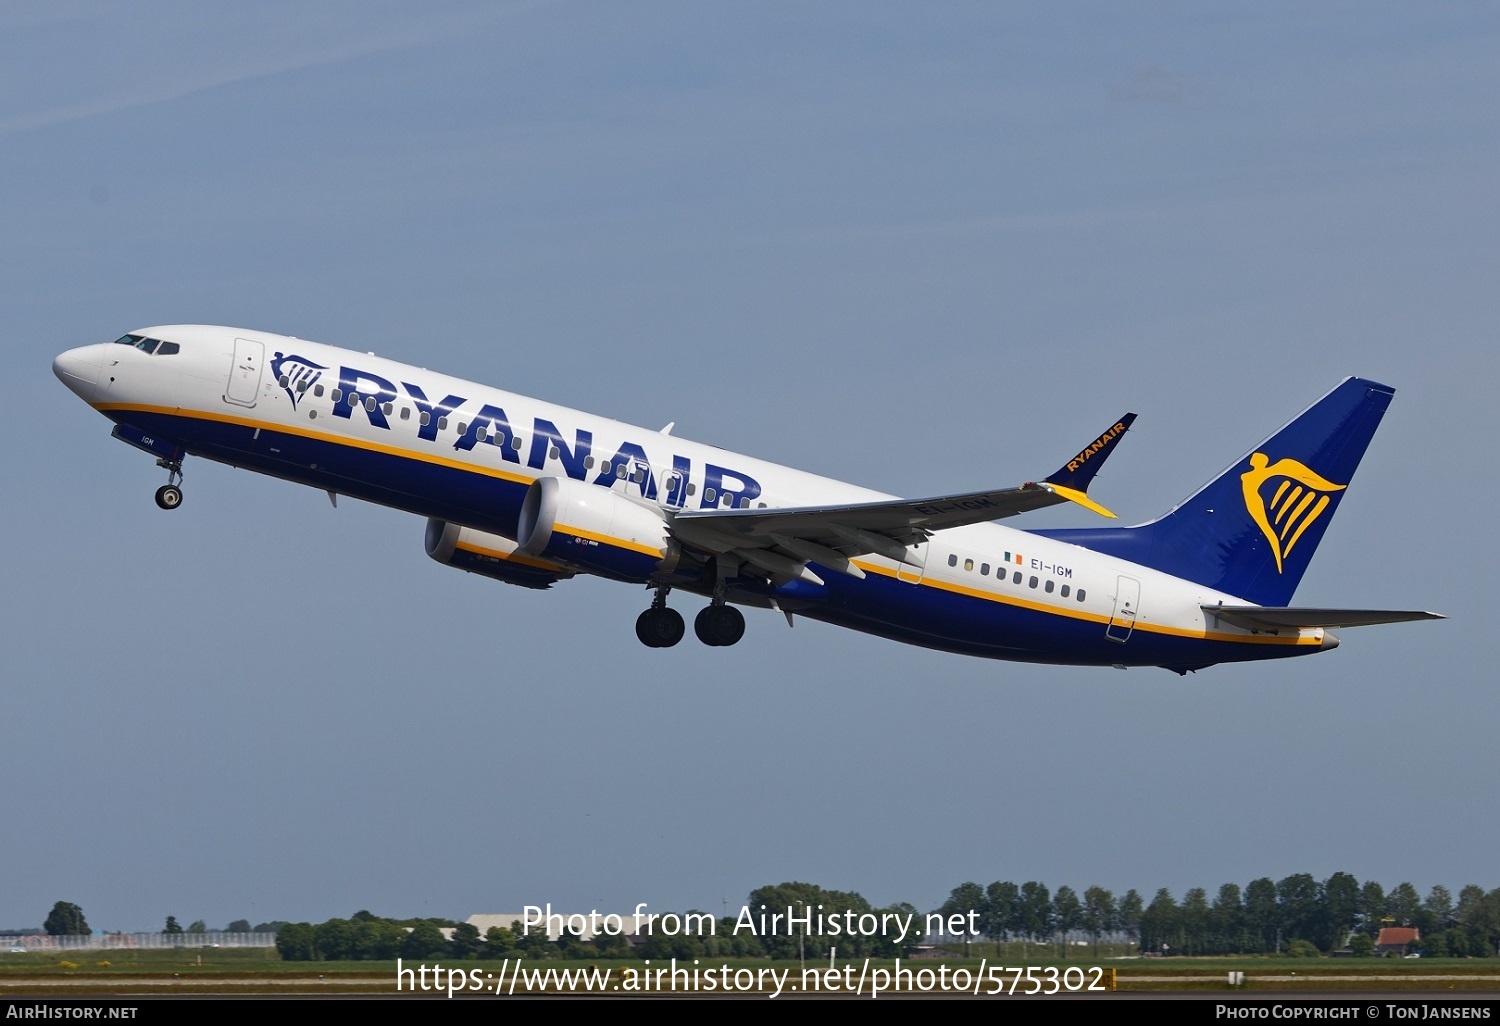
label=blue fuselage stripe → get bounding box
[117,407,1315,668]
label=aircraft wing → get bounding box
[1203,606,1445,631]
[669,414,1135,584]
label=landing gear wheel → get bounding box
[694,604,745,647]
[154,454,186,510]
[635,607,686,648]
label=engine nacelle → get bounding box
[516,476,681,583]
[424,518,574,590]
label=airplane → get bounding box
[52,325,1440,672]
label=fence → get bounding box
[2,931,277,952]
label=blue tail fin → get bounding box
[1033,377,1394,605]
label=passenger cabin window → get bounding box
[510,436,522,451]
[981,563,990,575]
[964,558,974,571]
[330,388,342,402]
[1044,580,1054,593]
[437,416,448,431]
[1012,571,1022,585]
[1077,589,1087,602]
[704,487,716,503]
[400,407,410,421]
[947,554,958,567]
[364,397,376,412]
[1029,576,1038,589]
[475,426,487,442]
[383,402,394,415]
[419,411,430,426]
[549,446,560,460]
[686,483,697,496]
[314,384,325,398]
[1060,584,1070,597]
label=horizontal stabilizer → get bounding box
[1204,605,1445,631]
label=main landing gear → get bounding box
[153,455,185,510]
[694,603,745,647]
[634,587,746,648]
[635,588,686,648]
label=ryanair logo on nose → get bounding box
[1241,453,1346,573]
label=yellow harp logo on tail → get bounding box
[1241,453,1346,574]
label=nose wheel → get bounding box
[154,455,185,510]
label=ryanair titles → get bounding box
[284,357,762,510]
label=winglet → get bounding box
[1041,413,1136,518]
[1042,483,1117,519]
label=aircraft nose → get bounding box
[53,344,104,401]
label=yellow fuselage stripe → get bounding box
[851,561,1317,647]
[102,404,1312,646]
[95,402,535,487]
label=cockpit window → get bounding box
[113,334,179,354]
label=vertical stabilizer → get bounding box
[1035,378,1394,606]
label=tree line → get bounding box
[44,874,1500,961]
[275,884,917,962]
[39,903,283,938]
[935,875,1500,957]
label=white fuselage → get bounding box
[53,325,1330,668]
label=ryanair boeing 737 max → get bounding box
[53,326,1440,672]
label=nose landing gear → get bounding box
[153,455,185,510]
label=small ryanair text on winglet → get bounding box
[395,959,1111,997]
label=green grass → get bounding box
[3,949,1497,995]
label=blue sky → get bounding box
[4,2,1496,932]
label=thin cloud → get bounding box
[1111,64,1202,105]
[0,3,553,139]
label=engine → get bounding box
[516,476,683,583]
[423,518,574,590]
